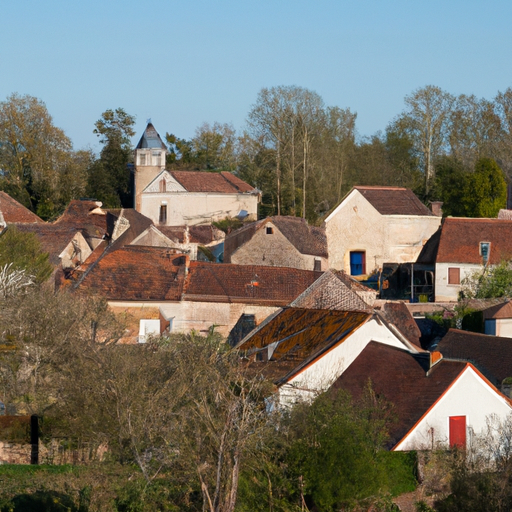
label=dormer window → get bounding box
[266,227,273,235]
[480,242,491,265]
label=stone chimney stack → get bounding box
[430,201,443,217]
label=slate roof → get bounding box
[183,263,322,305]
[10,223,83,265]
[224,216,328,261]
[76,246,186,301]
[436,218,512,264]
[332,341,469,448]
[135,123,167,150]
[158,225,224,245]
[170,171,255,194]
[354,186,435,216]
[0,192,43,224]
[237,308,371,384]
[436,328,512,385]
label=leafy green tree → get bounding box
[461,260,512,299]
[462,157,507,217]
[0,226,52,283]
[87,108,135,207]
[432,156,467,216]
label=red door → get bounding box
[449,416,466,449]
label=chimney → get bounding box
[430,201,443,217]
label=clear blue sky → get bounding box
[2,0,512,154]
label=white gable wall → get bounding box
[394,366,512,451]
[435,262,481,302]
[278,318,419,405]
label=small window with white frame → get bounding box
[480,242,491,265]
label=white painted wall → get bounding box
[395,366,512,451]
[140,192,259,226]
[278,318,419,405]
[435,262,481,302]
[485,318,512,337]
[325,190,440,274]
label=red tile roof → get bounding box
[53,200,114,239]
[482,301,512,320]
[354,186,435,216]
[436,328,512,385]
[436,218,512,264]
[379,302,422,348]
[76,246,186,301]
[0,192,43,224]
[238,308,371,383]
[333,342,468,448]
[170,171,255,193]
[184,263,323,305]
[224,216,328,261]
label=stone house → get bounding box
[325,186,441,276]
[224,216,328,271]
[134,123,260,225]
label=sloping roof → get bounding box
[333,341,468,448]
[158,225,225,245]
[224,216,328,261]
[76,246,186,301]
[10,223,83,265]
[135,123,167,150]
[482,301,512,320]
[436,328,512,385]
[354,186,435,216]
[378,302,422,348]
[183,263,322,305]
[170,171,255,194]
[0,192,43,224]
[237,308,371,383]
[436,218,512,264]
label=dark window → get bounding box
[449,416,466,449]
[159,204,167,224]
[314,258,322,271]
[350,251,365,276]
[266,227,273,234]
[448,267,460,285]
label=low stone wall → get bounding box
[0,441,31,464]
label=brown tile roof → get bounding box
[436,218,512,264]
[158,225,224,245]
[237,308,371,383]
[354,186,435,216]
[76,246,186,301]
[436,328,512,385]
[10,223,82,265]
[224,216,328,260]
[170,171,255,194]
[482,301,512,319]
[379,302,422,348]
[0,192,43,224]
[332,341,468,448]
[184,263,323,305]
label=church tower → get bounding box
[134,123,167,211]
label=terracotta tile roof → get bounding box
[436,328,512,385]
[184,263,323,305]
[354,186,435,216]
[0,192,43,224]
[225,216,328,260]
[10,223,82,265]
[170,171,255,194]
[482,301,512,319]
[333,341,468,448]
[238,308,371,383]
[158,225,224,245]
[76,246,186,301]
[436,218,512,264]
[379,302,422,348]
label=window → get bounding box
[449,416,466,449]
[314,258,322,271]
[350,251,365,276]
[448,267,460,285]
[159,178,166,193]
[152,151,161,166]
[139,153,146,165]
[159,204,167,224]
[266,226,273,234]
[480,242,490,265]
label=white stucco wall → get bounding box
[394,366,512,451]
[278,318,419,405]
[140,192,259,226]
[435,262,482,302]
[325,190,441,274]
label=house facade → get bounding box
[325,186,441,276]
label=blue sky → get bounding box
[2,0,512,154]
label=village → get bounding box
[2,122,512,510]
